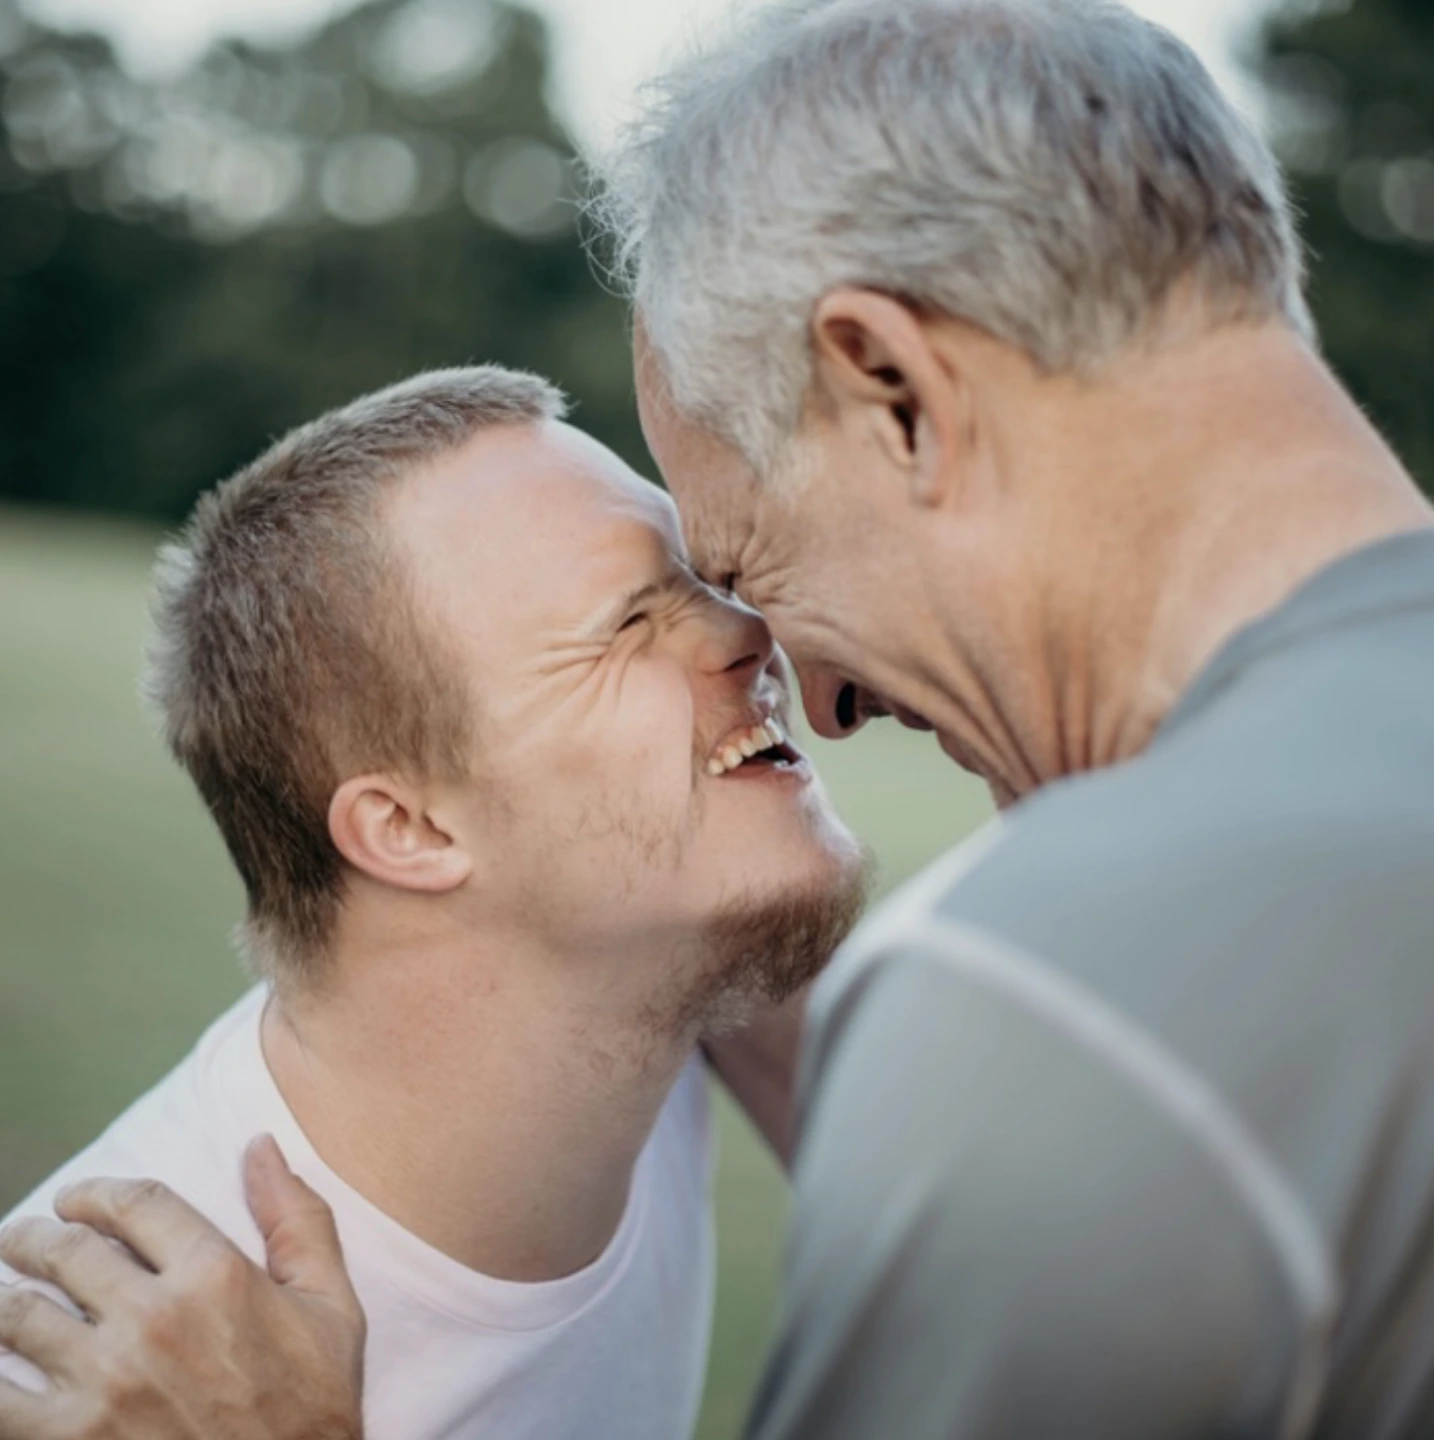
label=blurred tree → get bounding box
[6,0,1431,521]
[1259,0,1434,494]
[0,0,645,520]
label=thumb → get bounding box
[243,1134,354,1301]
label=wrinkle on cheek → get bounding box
[524,667,696,797]
[502,641,629,742]
[489,625,703,878]
[522,634,610,684]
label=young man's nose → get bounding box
[698,595,775,680]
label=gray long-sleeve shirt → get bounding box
[749,528,1434,1440]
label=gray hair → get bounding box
[591,0,1313,470]
[145,366,567,986]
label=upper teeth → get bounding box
[707,718,788,776]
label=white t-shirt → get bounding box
[0,986,716,1440]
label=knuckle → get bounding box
[188,1240,248,1298]
[0,1216,38,1258]
[112,1178,169,1220]
[0,1217,87,1280]
[0,1285,43,1335]
[50,1222,91,1267]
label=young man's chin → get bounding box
[686,848,873,1036]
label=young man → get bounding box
[0,367,866,1439]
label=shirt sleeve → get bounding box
[744,936,1315,1440]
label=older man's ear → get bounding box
[328,775,473,894]
[809,287,971,512]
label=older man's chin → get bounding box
[936,728,1021,810]
[691,847,873,1038]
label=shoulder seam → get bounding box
[892,913,1339,1440]
[815,819,1007,1006]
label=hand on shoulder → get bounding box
[0,1136,366,1440]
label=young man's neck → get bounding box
[1002,321,1434,785]
[259,914,699,1282]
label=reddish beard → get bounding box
[661,848,872,1038]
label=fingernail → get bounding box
[246,1134,283,1173]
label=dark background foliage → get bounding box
[0,0,643,521]
[0,0,1430,524]
[1260,0,1434,490]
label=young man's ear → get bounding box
[809,288,968,509]
[328,776,472,894]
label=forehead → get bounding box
[633,352,759,578]
[388,418,681,642]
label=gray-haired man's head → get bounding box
[596,0,1308,470]
[593,0,1319,800]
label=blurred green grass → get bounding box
[0,504,992,1438]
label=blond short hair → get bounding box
[145,366,567,984]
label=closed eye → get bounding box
[618,611,649,632]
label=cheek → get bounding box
[756,599,839,683]
[605,658,698,778]
[759,531,898,686]
[549,670,699,851]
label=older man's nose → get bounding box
[796,665,866,741]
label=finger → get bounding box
[0,1377,50,1440]
[52,1178,215,1275]
[0,1282,91,1384]
[0,1218,149,1321]
[243,1137,357,1304]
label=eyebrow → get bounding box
[582,571,687,640]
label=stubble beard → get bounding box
[549,745,870,1044]
[650,844,873,1041]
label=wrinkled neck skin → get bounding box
[261,898,704,1283]
[920,319,1434,804]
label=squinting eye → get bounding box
[618,611,649,632]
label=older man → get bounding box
[0,367,865,1439]
[5,0,1434,1437]
[618,4,1434,1437]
